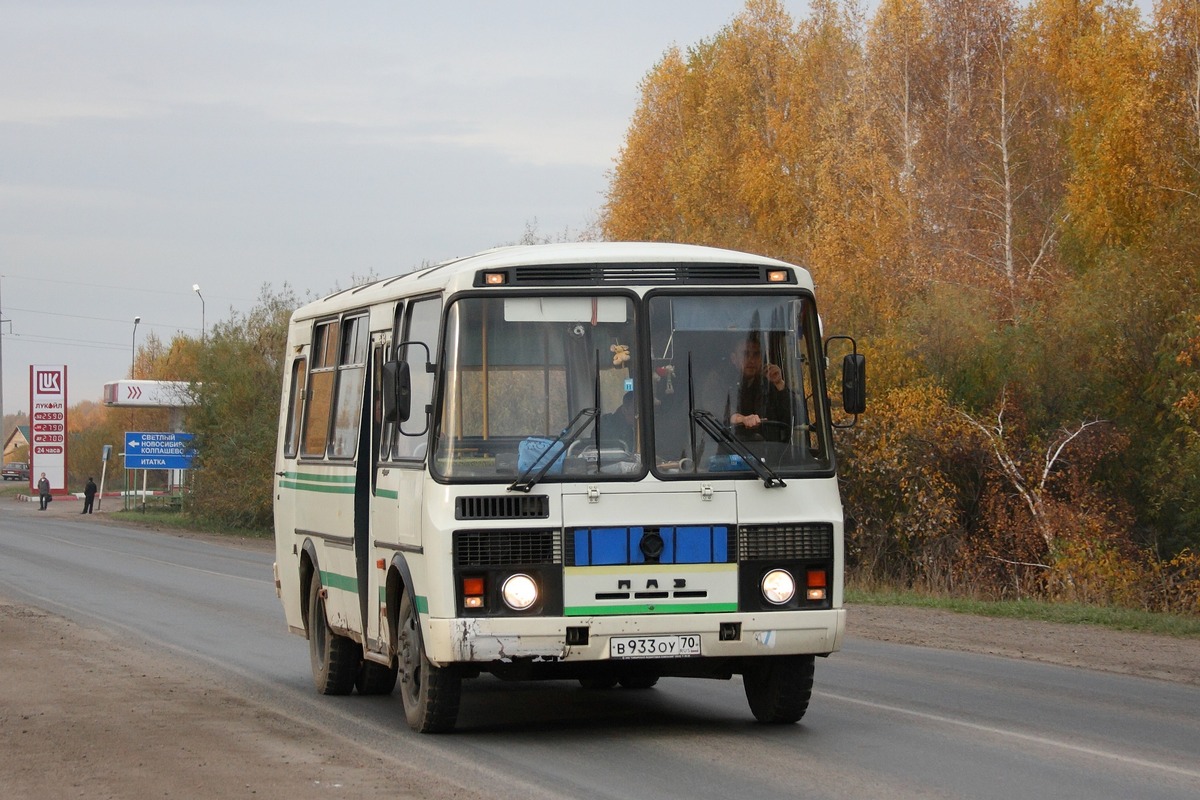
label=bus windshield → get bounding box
[434,294,642,481]
[432,291,831,482]
[647,292,831,478]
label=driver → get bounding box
[725,335,793,443]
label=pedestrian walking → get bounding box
[82,477,97,514]
[37,472,52,510]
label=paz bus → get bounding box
[272,242,865,732]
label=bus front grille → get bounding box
[454,529,562,567]
[737,523,833,561]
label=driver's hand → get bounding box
[736,413,763,428]
[765,363,784,389]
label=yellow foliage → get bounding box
[841,381,974,588]
[1149,549,1200,615]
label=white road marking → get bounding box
[822,691,1200,781]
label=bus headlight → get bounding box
[760,569,796,605]
[501,573,539,611]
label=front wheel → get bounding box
[307,578,360,695]
[742,655,815,724]
[397,592,461,733]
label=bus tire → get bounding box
[397,592,461,733]
[618,675,659,689]
[742,654,814,724]
[308,578,360,696]
[356,659,398,695]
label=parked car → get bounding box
[2,461,30,481]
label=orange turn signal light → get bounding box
[463,576,486,609]
[806,568,827,601]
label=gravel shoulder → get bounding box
[3,496,1198,797]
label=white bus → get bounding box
[273,242,865,732]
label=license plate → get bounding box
[610,634,701,659]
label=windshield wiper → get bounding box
[690,409,786,488]
[508,408,599,493]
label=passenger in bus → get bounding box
[598,391,637,450]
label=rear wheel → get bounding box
[307,578,360,695]
[742,655,815,724]
[397,592,461,733]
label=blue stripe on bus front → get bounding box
[573,526,728,565]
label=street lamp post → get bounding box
[131,316,141,378]
[192,284,205,341]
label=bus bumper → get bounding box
[423,608,845,665]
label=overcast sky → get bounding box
[0,0,1155,418]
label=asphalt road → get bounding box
[2,509,1197,799]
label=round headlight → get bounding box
[760,569,796,605]
[501,573,539,611]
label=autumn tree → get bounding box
[865,0,937,285]
[185,284,298,529]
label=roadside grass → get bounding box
[847,586,1200,639]
[109,507,272,540]
[0,482,28,499]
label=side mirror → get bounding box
[381,360,411,423]
[842,353,866,415]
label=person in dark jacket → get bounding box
[37,473,51,510]
[724,335,795,443]
[82,477,97,514]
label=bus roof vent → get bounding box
[485,262,786,287]
[455,494,550,521]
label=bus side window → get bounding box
[381,301,405,461]
[329,314,368,458]
[301,320,339,457]
[395,296,441,459]
[283,357,308,458]
[373,342,392,463]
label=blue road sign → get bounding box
[124,432,196,470]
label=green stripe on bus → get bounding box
[416,595,429,613]
[564,602,738,616]
[280,480,356,494]
[282,471,356,483]
[376,488,399,499]
[319,570,358,593]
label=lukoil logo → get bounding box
[35,370,63,394]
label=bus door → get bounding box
[366,296,441,652]
[363,332,391,655]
